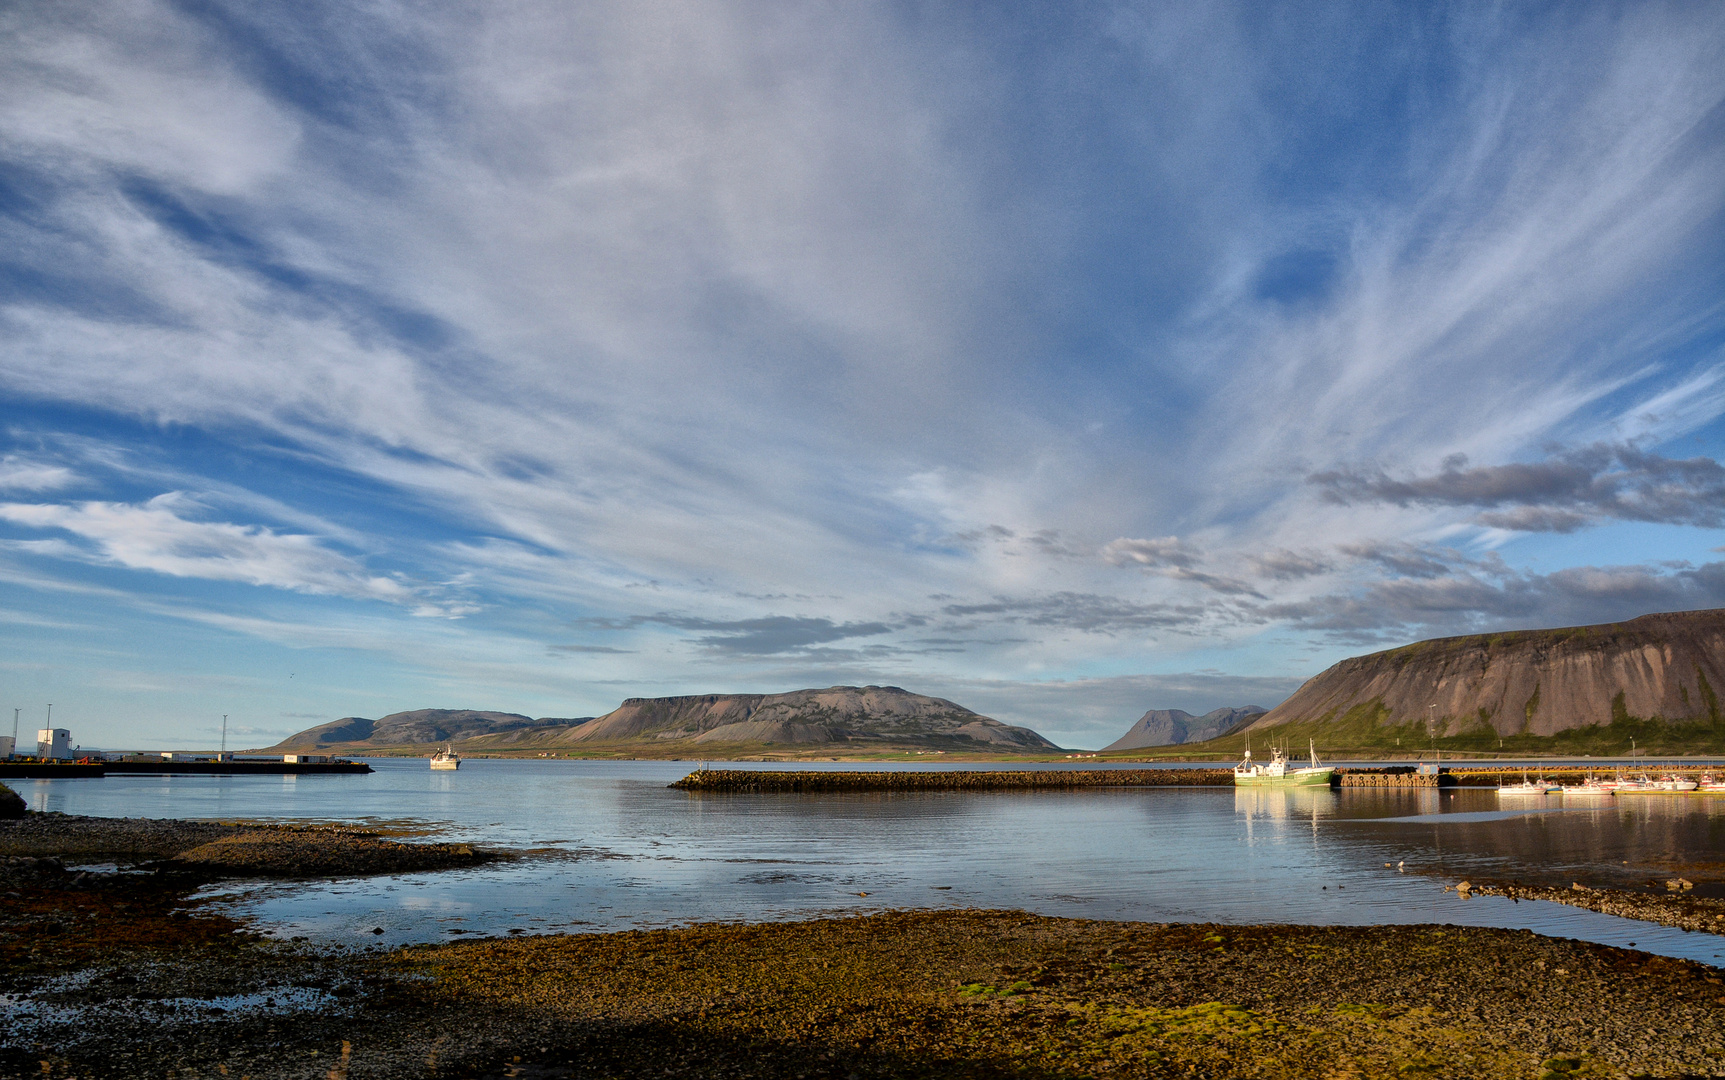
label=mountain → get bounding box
[264,687,1060,754]
[1102,706,1266,751]
[1250,608,1725,738]
[267,709,588,750]
[549,686,1060,750]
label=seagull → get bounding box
[1397,861,1405,873]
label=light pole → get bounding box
[221,714,228,757]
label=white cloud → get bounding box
[0,493,451,609]
[0,455,78,492]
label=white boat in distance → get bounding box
[430,745,460,770]
[1561,776,1613,796]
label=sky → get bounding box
[2,2,1724,751]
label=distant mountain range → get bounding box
[1102,706,1265,751]
[1252,608,1725,738]
[265,687,1060,755]
[266,709,593,750]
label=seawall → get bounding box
[670,768,1232,792]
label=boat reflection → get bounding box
[1233,784,1339,821]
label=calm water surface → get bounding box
[15,759,1725,966]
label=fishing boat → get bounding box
[1234,740,1335,787]
[1698,773,1725,792]
[430,745,460,771]
[1657,774,1699,792]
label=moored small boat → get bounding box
[1561,775,1613,796]
[1658,774,1699,792]
[1496,772,1549,796]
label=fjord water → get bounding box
[15,760,1725,966]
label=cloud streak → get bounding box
[1312,444,1725,532]
[0,493,469,614]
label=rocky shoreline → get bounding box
[4,896,1724,1079]
[1458,879,1725,936]
[6,806,1725,1078]
[0,811,495,878]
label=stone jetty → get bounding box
[671,768,1233,792]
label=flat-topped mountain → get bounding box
[1103,706,1265,751]
[552,686,1058,750]
[267,709,590,750]
[1251,608,1725,739]
[264,687,1059,755]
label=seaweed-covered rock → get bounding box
[0,781,25,819]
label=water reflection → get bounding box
[14,762,1725,966]
[1234,784,1343,822]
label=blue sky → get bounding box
[2,2,1723,750]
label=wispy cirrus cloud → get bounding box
[0,493,470,615]
[0,456,79,493]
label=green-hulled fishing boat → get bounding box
[1233,739,1335,787]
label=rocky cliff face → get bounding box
[557,685,1060,750]
[1251,609,1725,737]
[1103,706,1265,751]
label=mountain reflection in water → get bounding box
[15,759,1725,966]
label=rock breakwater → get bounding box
[1337,769,1444,788]
[670,768,1233,792]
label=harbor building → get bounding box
[36,728,71,760]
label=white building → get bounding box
[37,728,72,760]
[0,736,14,759]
